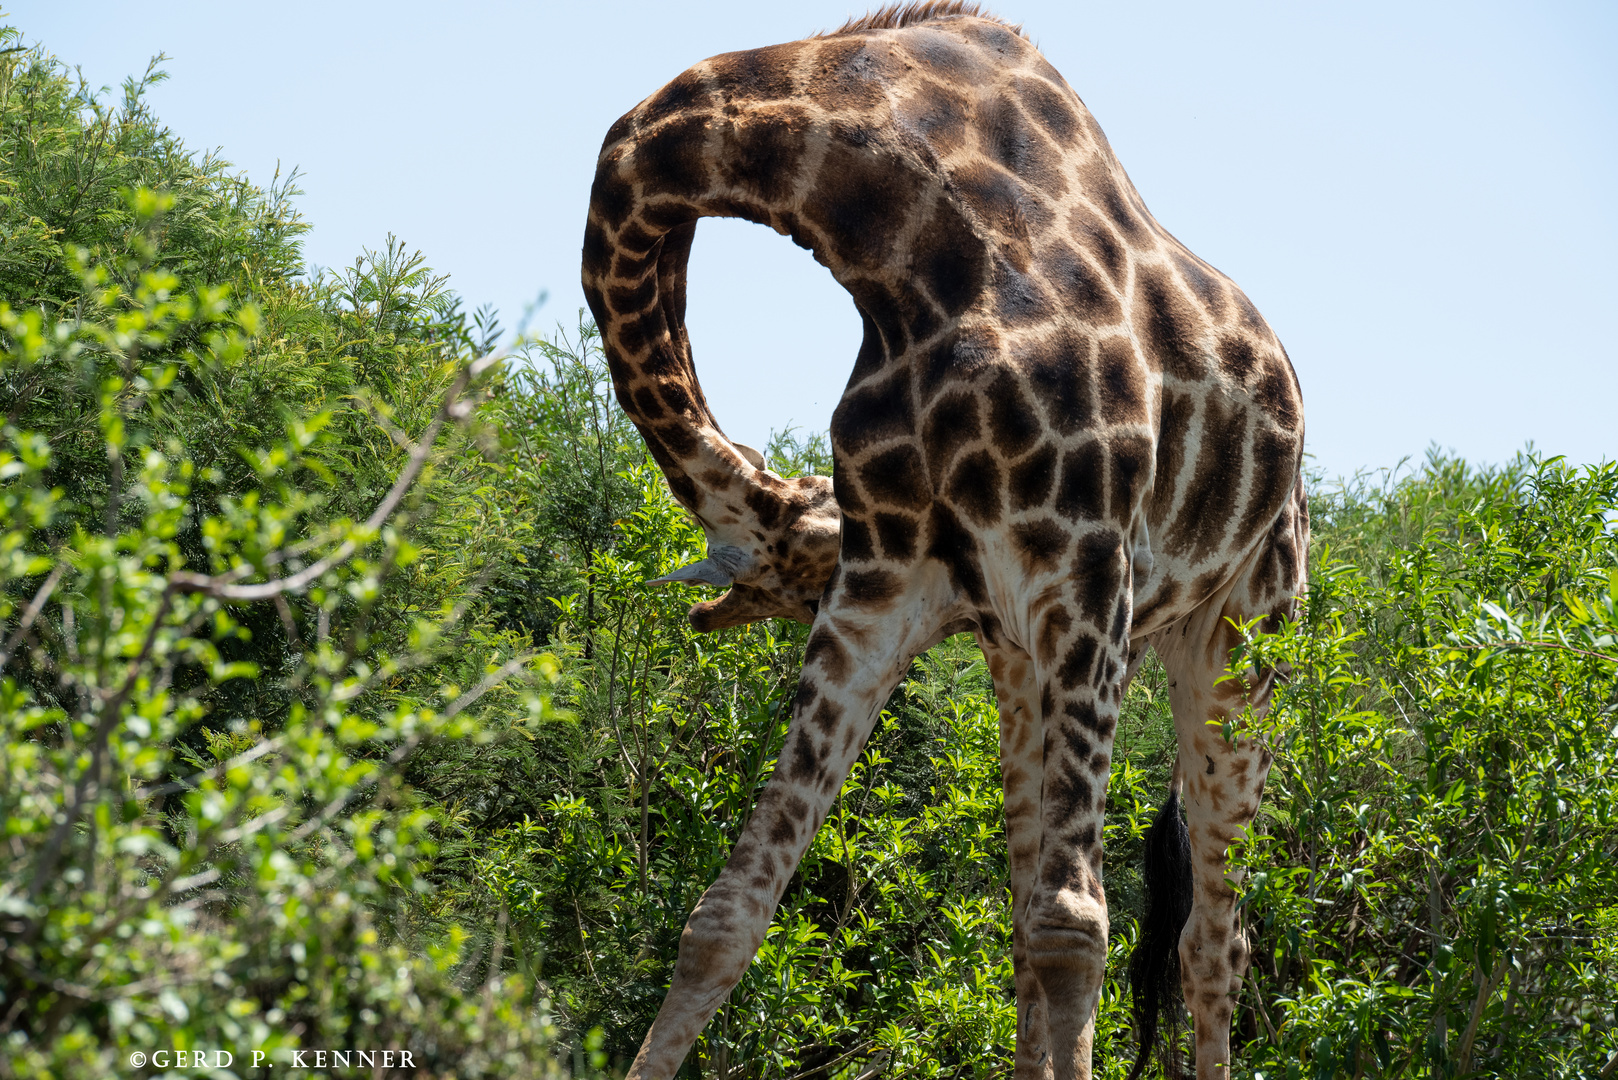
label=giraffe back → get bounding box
[582,5,1306,639]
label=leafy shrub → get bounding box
[0,227,570,1077]
[1231,456,1618,1078]
[0,26,567,1077]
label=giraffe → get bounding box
[579,4,1308,1078]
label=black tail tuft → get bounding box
[1128,786,1193,1080]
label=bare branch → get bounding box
[1432,640,1618,664]
[0,562,65,670]
[280,652,536,848]
[168,352,501,603]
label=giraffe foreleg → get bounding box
[625,589,943,1080]
[1020,536,1138,1080]
[982,637,1054,1080]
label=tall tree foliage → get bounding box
[0,27,568,1078]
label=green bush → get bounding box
[1230,456,1618,1078]
[0,27,567,1077]
[0,226,570,1077]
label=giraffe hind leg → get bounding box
[1020,531,1160,1080]
[1147,491,1308,1080]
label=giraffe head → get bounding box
[583,205,841,631]
[649,439,841,632]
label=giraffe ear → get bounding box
[732,442,766,470]
[647,558,733,588]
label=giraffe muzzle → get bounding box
[647,471,841,632]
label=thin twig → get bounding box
[0,562,64,670]
[168,353,498,602]
[1244,965,1280,1043]
[275,653,534,847]
[778,1040,876,1080]
[135,734,284,800]
[166,868,220,894]
[273,593,303,650]
[26,586,178,903]
[1456,954,1509,1073]
[1431,640,1618,664]
[479,901,508,1029]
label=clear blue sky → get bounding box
[14,1,1616,479]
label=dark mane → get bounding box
[819,1,1025,39]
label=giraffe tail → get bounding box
[1127,783,1193,1080]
